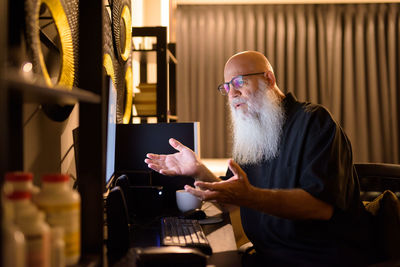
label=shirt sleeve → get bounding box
[220,168,234,180]
[298,107,358,211]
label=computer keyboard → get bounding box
[161,217,212,255]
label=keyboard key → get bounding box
[161,217,212,255]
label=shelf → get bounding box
[3,70,101,104]
[167,49,178,64]
[136,83,156,91]
[133,48,177,64]
[132,49,157,52]
[132,50,156,64]
[131,114,178,120]
[168,114,178,121]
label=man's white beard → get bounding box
[230,83,285,165]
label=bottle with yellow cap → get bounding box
[33,173,81,266]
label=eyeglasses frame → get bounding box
[217,72,265,95]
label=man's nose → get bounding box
[228,85,241,98]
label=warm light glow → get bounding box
[132,117,141,124]
[132,0,143,26]
[121,5,132,61]
[37,0,75,88]
[132,104,138,116]
[22,62,33,73]
[161,0,169,42]
[123,66,133,124]
[147,117,158,123]
[161,0,169,27]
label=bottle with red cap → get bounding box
[4,171,39,197]
[6,190,36,222]
[2,196,26,267]
[15,207,51,267]
[5,188,50,267]
[33,173,81,266]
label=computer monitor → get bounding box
[115,122,200,174]
[114,122,200,215]
[72,76,116,191]
[105,76,117,189]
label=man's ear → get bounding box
[264,71,275,87]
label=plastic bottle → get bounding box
[2,197,26,267]
[33,173,81,266]
[50,227,66,267]
[4,171,40,196]
[16,208,51,267]
[7,190,37,223]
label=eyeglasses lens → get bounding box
[218,75,245,95]
[232,76,243,89]
[223,84,230,94]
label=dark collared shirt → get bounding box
[225,93,376,266]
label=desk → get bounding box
[109,202,243,267]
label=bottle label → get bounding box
[25,232,50,267]
[37,202,80,262]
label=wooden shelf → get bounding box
[168,114,178,121]
[132,49,157,52]
[167,49,178,64]
[131,114,178,120]
[3,70,101,104]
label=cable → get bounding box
[23,104,42,127]
[60,143,74,165]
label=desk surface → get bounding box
[109,202,242,267]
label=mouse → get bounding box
[181,209,207,220]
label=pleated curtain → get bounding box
[176,3,400,164]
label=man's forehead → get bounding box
[224,53,266,80]
[224,68,246,81]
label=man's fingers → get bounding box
[159,169,177,176]
[144,158,153,164]
[194,178,238,191]
[146,153,166,160]
[146,163,176,176]
[194,181,218,191]
[169,138,185,152]
[228,159,243,178]
[146,163,161,172]
[184,185,219,201]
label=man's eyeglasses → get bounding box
[217,72,265,96]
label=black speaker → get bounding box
[128,185,165,220]
[115,174,130,203]
[105,186,130,256]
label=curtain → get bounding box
[176,4,400,164]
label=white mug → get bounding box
[176,189,202,213]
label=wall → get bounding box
[23,103,78,186]
[23,0,168,186]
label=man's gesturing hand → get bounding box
[145,138,201,177]
[185,159,254,206]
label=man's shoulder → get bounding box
[285,94,333,120]
[292,101,335,124]
[284,101,338,141]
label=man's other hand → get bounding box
[185,159,254,206]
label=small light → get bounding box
[158,191,162,196]
[132,104,138,116]
[22,62,33,73]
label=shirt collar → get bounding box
[282,92,298,118]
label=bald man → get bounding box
[145,51,377,266]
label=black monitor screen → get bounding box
[115,122,200,173]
